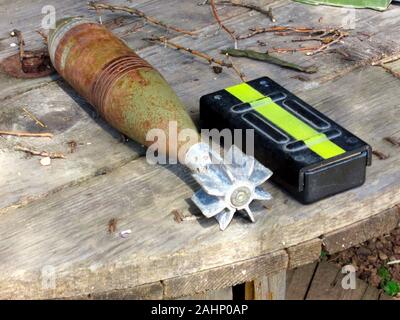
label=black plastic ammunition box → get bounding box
[200,77,372,204]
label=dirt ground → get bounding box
[329,227,400,298]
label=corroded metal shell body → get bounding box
[48,18,197,154]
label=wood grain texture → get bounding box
[0,0,251,99]
[253,270,287,300]
[287,238,322,269]
[306,262,368,300]
[71,282,163,300]
[0,81,145,212]
[2,1,400,101]
[162,251,288,299]
[0,64,400,299]
[361,285,380,300]
[322,206,400,254]
[287,262,391,300]
[178,287,233,300]
[286,263,317,300]
[0,0,246,60]
[0,0,274,211]
[1,0,400,213]
[1,0,400,299]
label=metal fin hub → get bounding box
[230,186,252,207]
[186,143,273,230]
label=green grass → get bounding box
[378,267,400,296]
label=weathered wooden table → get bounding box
[0,0,399,299]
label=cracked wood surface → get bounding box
[1,0,400,217]
[0,0,400,299]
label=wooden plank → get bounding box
[132,4,400,126]
[306,262,368,300]
[287,238,322,269]
[0,0,247,60]
[379,291,395,300]
[71,282,163,300]
[253,270,287,300]
[322,206,400,254]
[2,1,400,102]
[162,251,288,299]
[2,1,400,212]
[0,0,252,100]
[1,65,400,299]
[178,287,233,300]
[244,282,254,300]
[361,285,380,300]
[0,0,275,211]
[286,262,317,300]
[0,81,144,213]
[287,262,387,300]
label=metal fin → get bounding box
[187,142,273,230]
[254,187,272,201]
[192,189,226,218]
[249,161,273,185]
[243,206,255,222]
[225,145,255,179]
[215,208,236,231]
[192,172,226,197]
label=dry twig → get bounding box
[201,0,276,22]
[210,0,237,48]
[67,140,78,153]
[146,36,232,67]
[36,30,48,44]
[108,218,117,233]
[172,209,184,223]
[372,150,389,160]
[171,209,199,223]
[146,37,247,81]
[14,145,65,159]
[88,1,196,36]
[378,63,400,79]
[306,31,348,56]
[22,107,47,128]
[371,53,400,66]
[0,130,53,138]
[291,75,310,82]
[384,137,400,147]
[237,26,320,40]
[226,55,246,81]
[10,29,25,62]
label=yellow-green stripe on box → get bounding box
[225,83,345,159]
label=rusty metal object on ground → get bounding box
[48,17,272,230]
[48,17,196,159]
[0,50,54,79]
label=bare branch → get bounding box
[0,130,53,138]
[146,36,232,67]
[14,145,65,159]
[210,0,237,48]
[88,1,196,36]
[200,0,276,22]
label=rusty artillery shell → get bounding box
[48,17,198,160]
